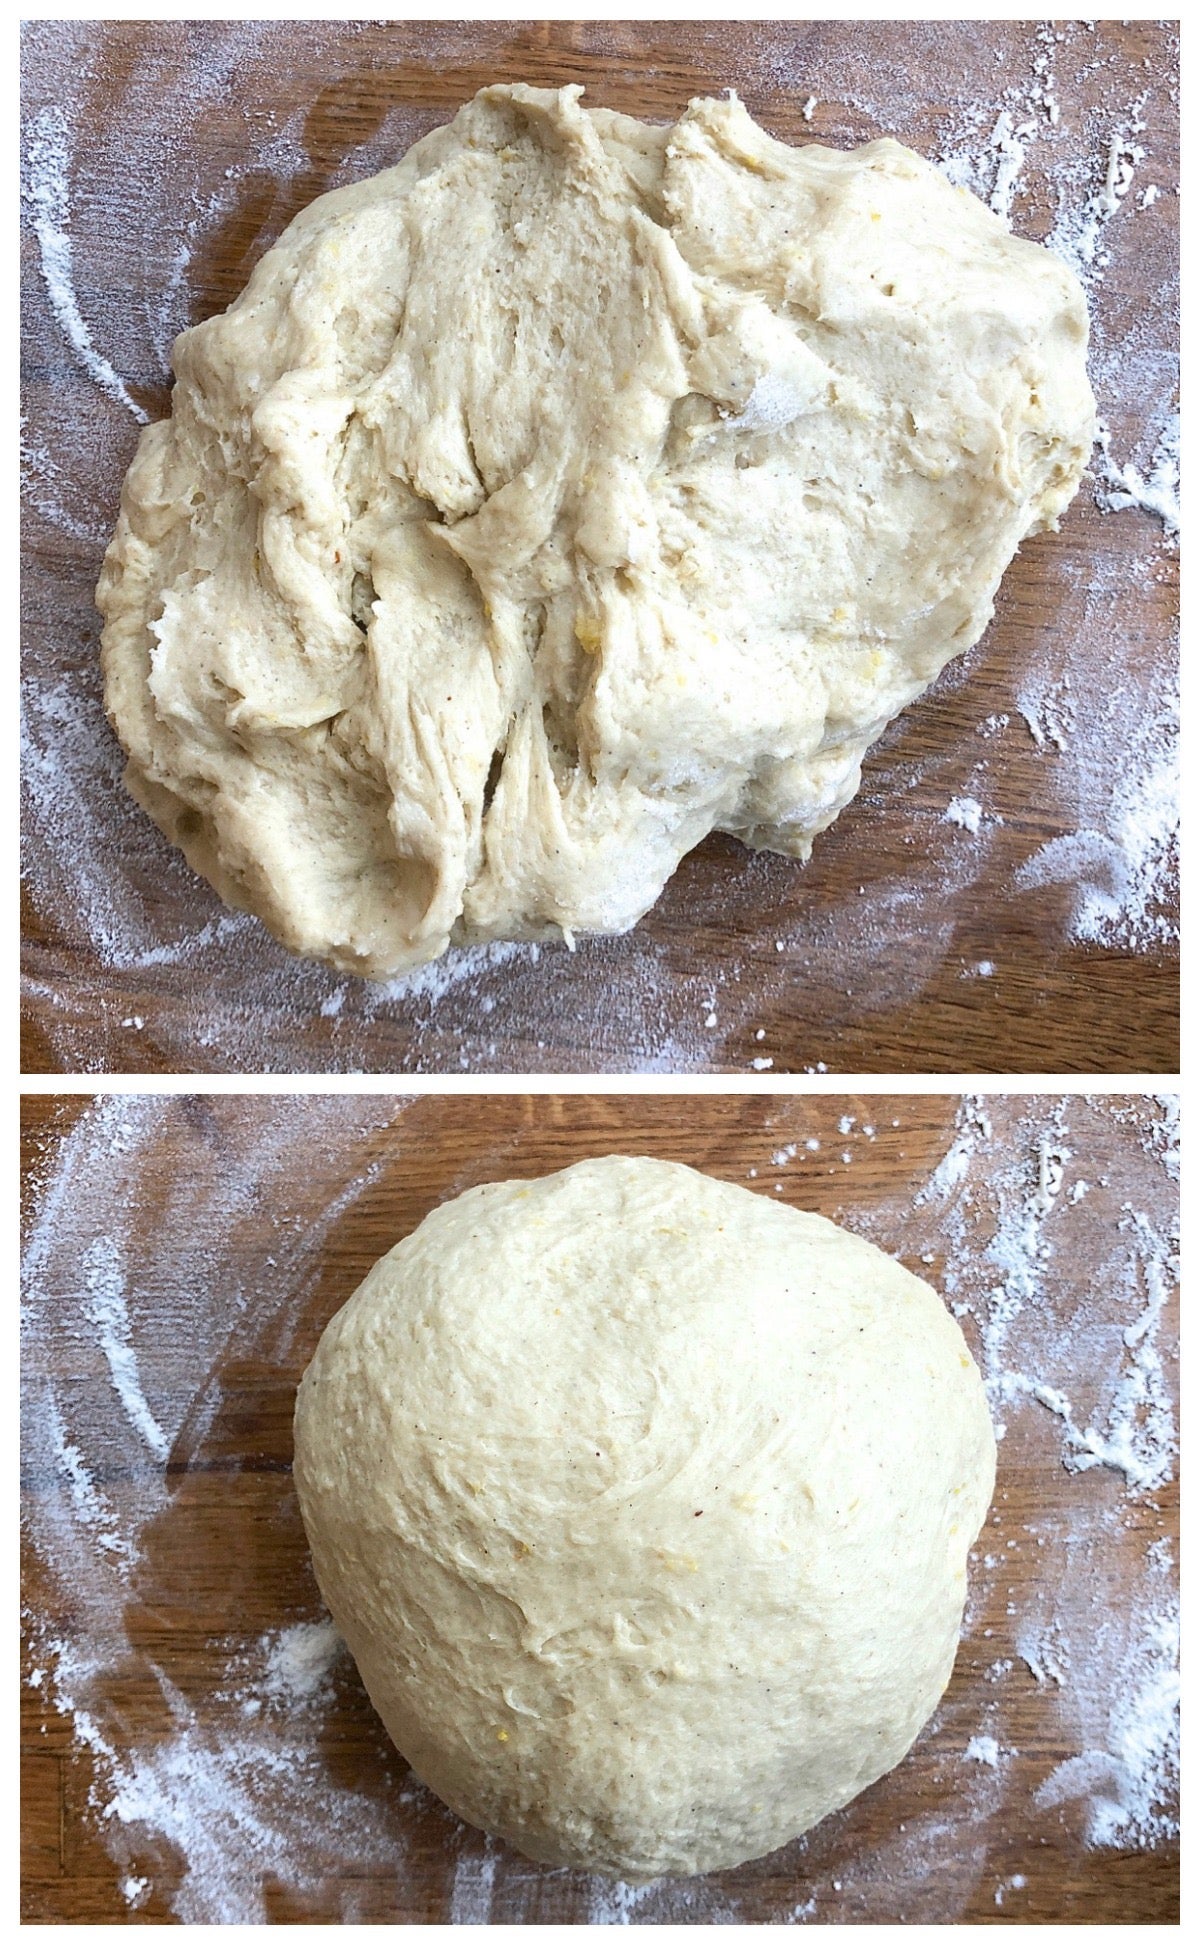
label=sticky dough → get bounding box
[99,85,1095,976]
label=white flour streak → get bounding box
[914,1095,992,1205]
[1016,676,1075,752]
[587,1880,660,1923]
[20,419,111,545]
[449,1838,502,1924]
[1047,126,1146,283]
[986,110,1036,220]
[583,1874,732,1923]
[1023,1199,1174,1493]
[371,938,540,1008]
[44,1395,127,1558]
[1093,413,1180,540]
[94,1692,404,1927]
[22,106,148,423]
[955,1095,1177,1493]
[82,1236,170,1461]
[1015,671,1179,951]
[1016,1621,1069,1688]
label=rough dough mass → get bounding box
[293,1155,996,1878]
[99,84,1095,977]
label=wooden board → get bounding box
[20,18,1178,1076]
[21,1092,1179,1923]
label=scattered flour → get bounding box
[260,1621,344,1708]
[1033,1579,1179,1849]
[21,105,148,424]
[1016,677,1076,752]
[985,110,1038,221]
[914,1096,992,1206]
[787,1894,819,1921]
[855,1095,1179,1866]
[1014,664,1178,951]
[81,1236,170,1462]
[1093,412,1179,540]
[994,1871,1026,1906]
[945,796,984,835]
[449,1838,503,1925]
[965,1735,1002,1767]
[22,1097,413,1924]
[1016,1621,1070,1688]
[1047,127,1147,283]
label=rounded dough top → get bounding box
[100,84,1095,976]
[293,1155,996,1878]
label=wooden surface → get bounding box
[21,1093,1179,1924]
[20,17,1179,1076]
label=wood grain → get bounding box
[21,1093,1179,1923]
[20,17,1178,1076]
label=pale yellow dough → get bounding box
[293,1156,996,1878]
[99,85,1095,977]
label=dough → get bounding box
[293,1155,995,1878]
[99,84,1095,978]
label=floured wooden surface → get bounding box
[21,19,1178,1074]
[21,1094,1178,1922]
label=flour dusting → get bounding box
[965,1735,1002,1768]
[81,1235,170,1462]
[945,796,985,835]
[22,1097,414,1924]
[854,1094,1178,1878]
[449,1838,503,1925]
[1032,1563,1178,1850]
[260,1621,345,1708]
[22,105,148,424]
[1093,412,1180,539]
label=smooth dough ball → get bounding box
[293,1155,996,1878]
[98,84,1095,978]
